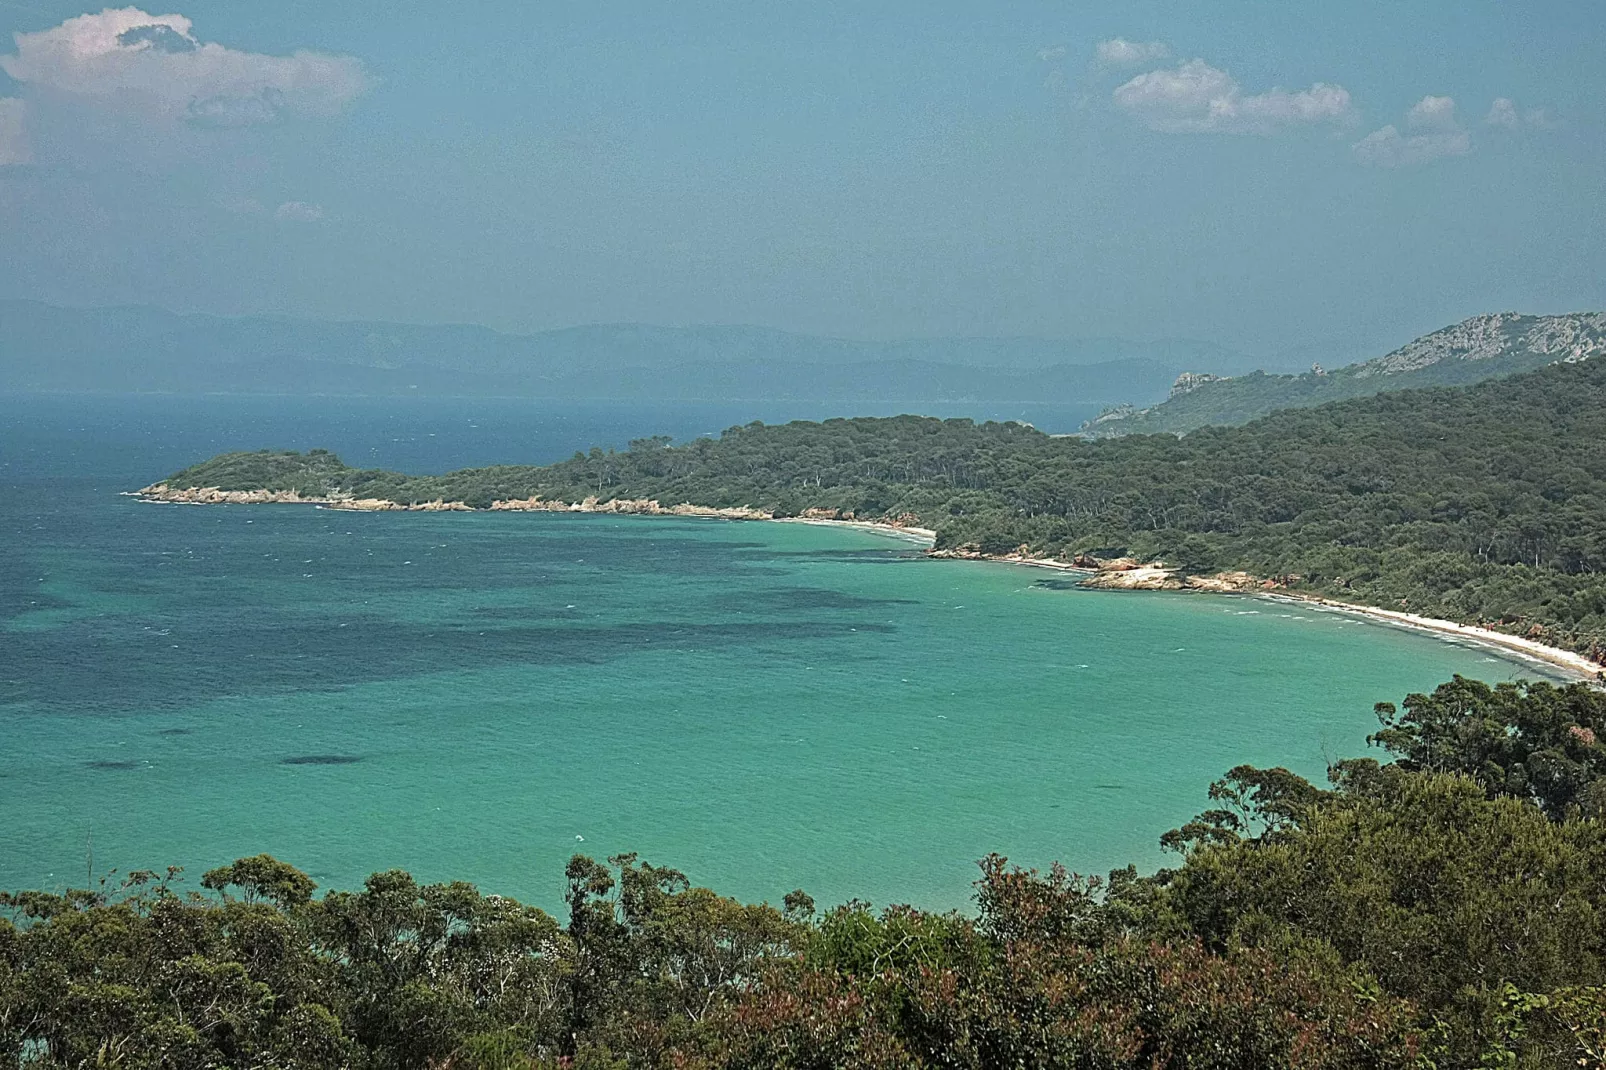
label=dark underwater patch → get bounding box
[717,587,918,612]
[7,614,896,714]
[156,727,193,736]
[281,754,363,766]
[0,583,73,623]
[1,507,907,715]
[86,759,141,771]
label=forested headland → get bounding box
[5,677,1605,1067]
[150,358,1606,663]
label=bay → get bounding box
[0,393,1555,911]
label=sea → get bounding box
[0,393,1562,913]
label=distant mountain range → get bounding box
[0,300,1251,406]
[1082,312,1606,436]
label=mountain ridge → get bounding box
[0,299,1245,405]
[1082,311,1606,436]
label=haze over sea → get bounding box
[1,393,1562,912]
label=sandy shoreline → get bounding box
[977,552,1602,683]
[771,516,936,543]
[1255,593,1602,683]
[782,527,1601,682]
[133,486,1601,684]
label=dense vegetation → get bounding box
[5,677,1605,1068]
[161,360,1606,661]
[1082,311,1605,436]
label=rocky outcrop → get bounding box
[1355,311,1606,378]
[333,498,472,512]
[1077,563,1278,593]
[1183,570,1274,593]
[1079,564,1185,590]
[135,485,325,506]
[1169,371,1228,397]
[136,484,475,511]
[136,484,774,519]
[489,496,770,520]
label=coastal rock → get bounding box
[139,485,772,520]
[1170,371,1228,397]
[1078,565,1184,590]
[136,484,327,506]
[928,547,987,561]
[330,498,472,512]
[1184,570,1271,593]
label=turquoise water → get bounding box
[0,395,1559,912]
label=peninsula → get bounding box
[141,357,1606,672]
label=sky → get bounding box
[0,0,1602,360]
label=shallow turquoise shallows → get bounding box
[3,507,1557,914]
[0,394,1563,913]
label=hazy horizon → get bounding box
[0,294,1244,350]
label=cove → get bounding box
[0,504,1559,912]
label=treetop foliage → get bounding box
[6,676,1606,1068]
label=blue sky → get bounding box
[0,0,1601,359]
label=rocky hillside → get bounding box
[1082,311,1606,436]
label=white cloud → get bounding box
[1351,125,1470,168]
[0,8,367,129]
[1486,97,1558,130]
[1407,94,1457,131]
[1353,95,1471,168]
[1486,97,1520,129]
[1037,45,1067,62]
[275,200,323,221]
[0,98,28,165]
[1095,38,1171,68]
[1112,58,1353,135]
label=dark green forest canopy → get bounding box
[5,678,1606,1068]
[159,359,1606,659]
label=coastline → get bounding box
[1256,593,1603,683]
[130,484,942,540]
[771,516,936,544]
[133,483,1602,684]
